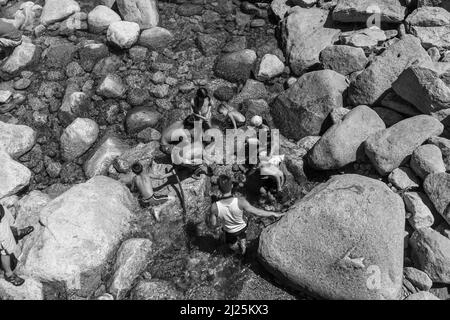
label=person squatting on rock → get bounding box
[207,175,284,255]
[128,162,176,222]
[160,88,215,179]
[0,19,22,59]
[0,204,34,287]
[218,103,246,130]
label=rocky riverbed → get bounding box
[0,0,449,300]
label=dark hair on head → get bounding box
[0,204,4,222]
[131,162,143,175]
[193,88,209,114]
[218,175,233,194]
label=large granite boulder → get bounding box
[406,6,450,49]
[108,238,153,299]
[23,176,137,297]
[392,65,450,114]
[364,115,444,175]
[281,7,340,75]
[270,70,348,141]
[308,105,385,170]
[348,35,431,106]
[259,174,405,300]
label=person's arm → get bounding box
[148,172,173,180]
[207,203,219,229]
[228,114,238,130]
[238,198,284,218]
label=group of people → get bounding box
[129,88,287,255]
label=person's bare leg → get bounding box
[239,238,247,256]
[1,255,14,277]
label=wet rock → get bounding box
[257,54,285,81]
[24,176,137,297]
[281,7,340,75]
[88,5,122,34]
[348,35,431,106]
[137,127,161,143]
[196,33,227,57]
[259,174,405,300]
[427,136,450,170]
[79,42,110,72]
[40,0,80,25]
[108,238,153,300]
[364,115,444,175]
[308,106,385,170]
[131,279,182,300]
[271,70,348,141]
[418,0,450,10]
[125,107,161,134]
[392,65,450,114]
[332,0,406,23]
[107,21,140,49]
[320,45,368,76]
[405,291,440,300]
[229,79,267,108]
[0,121,36,159]
[116,0,159,30]
[138,27,174,51]
[214,49,257,83]
[406,7,450,50]
[410,144,446,179]
[177,3,203,17]
[404,267,433,291]
[410,227,450,284]
[213,86,235,102]
[43,39,77,68]
[403,192,435,230]
[84,136,130,178]
[423,172,450,225]
[60,118,99,162]
[97,74,127,99]
[237,270,296,300]
[0,150,31,199]
[1,41,39,76]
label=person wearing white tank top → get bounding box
[207,175,284,255]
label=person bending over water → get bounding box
[130,162,175,221]
[207,175,284,255]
